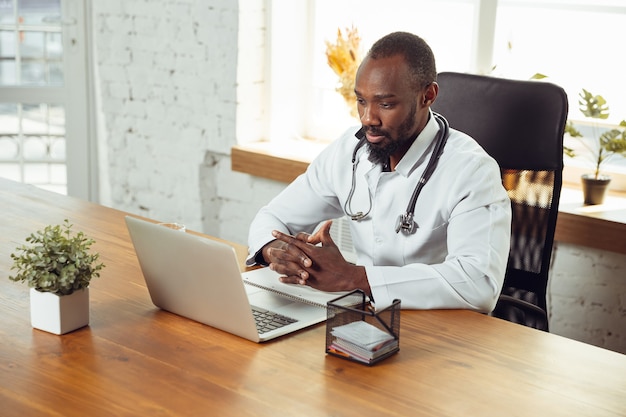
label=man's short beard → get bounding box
[366,101,418,166]
[367,138,406,165]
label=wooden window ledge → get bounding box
[232,142,626,255]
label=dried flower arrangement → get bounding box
[325,26,362,118]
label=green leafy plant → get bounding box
[565,88,626,179]
[9,219,105,295]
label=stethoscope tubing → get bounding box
[345,113,450,233]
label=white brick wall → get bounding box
[92,1,625,355]
[93,0,240,232]
[549,243,626,353]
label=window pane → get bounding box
[0,136,19,158]
[0,103,18,133]
[20,60,46,84]
[0,30,16,57]
[23,135,46,158]
[493,3,626,123]
[17,0,61,26]
[0,60,16,84]
[22,103,48,133]
[20,31,45,58]
[50,136,64,159]
[47,31,62,58]
[0,2,64,86]
[48,103,65,134]
[0,163,20,181]
[48,60,63,84]
[0,102,66,193]
[0,30,16,85]
[0,0,15,24]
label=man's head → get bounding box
[355,32,438,167]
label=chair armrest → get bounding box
[491,294,549,331]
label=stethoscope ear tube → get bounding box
[344,134,371,220]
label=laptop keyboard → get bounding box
[252,306,298,334]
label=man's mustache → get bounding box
[363,127,389,138]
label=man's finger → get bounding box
[272,230,313,254]
[278,274,307,285]
[318,220,338,248]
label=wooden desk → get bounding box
[1,179,625,417]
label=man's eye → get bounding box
[380,103,393,109]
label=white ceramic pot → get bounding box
[30,287,90,335]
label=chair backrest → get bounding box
[432,72,568,330]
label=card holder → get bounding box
[325,290,400,366]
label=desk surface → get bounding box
[1,178,625,417]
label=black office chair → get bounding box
[432,72,568,331]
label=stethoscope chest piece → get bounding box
[395,212,418,235]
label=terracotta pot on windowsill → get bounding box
[581,174,611,205]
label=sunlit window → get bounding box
[492,1,626,123]
[266,0,626,188]
[268,0,478,142]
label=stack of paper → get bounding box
[328,320,398,364]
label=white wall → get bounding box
[92,0,626,355]
[93,0,241,233]
[549,243,626,354]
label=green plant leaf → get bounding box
[565,120,583,138]
[566,89,626,176]
[579,89,610,119]
[8,219,105,295]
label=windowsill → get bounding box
[231,141,626,256]
[231,140,328,183]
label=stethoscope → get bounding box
[343,112,450,235]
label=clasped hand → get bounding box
[262,220,370,295]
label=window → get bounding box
[0,0,94,199]
[268,0,479,142]
[265,0,626,190]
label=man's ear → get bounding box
[423,82,439,105]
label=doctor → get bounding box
[246,31,512,312]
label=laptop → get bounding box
[125,216,329,342]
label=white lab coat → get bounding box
[247,114,512,312]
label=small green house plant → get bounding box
[9,219,105,334]
[564,89,626,204]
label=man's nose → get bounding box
[360,104,380,126]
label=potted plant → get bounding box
[565,88,626,205]
[9,219,105,335]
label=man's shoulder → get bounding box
[448,128,492,156]
[445,128,501,170]
[337,125,363,145]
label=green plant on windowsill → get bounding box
[565,89,626,180]
[564,89,626,204]
[9,219,105,295]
